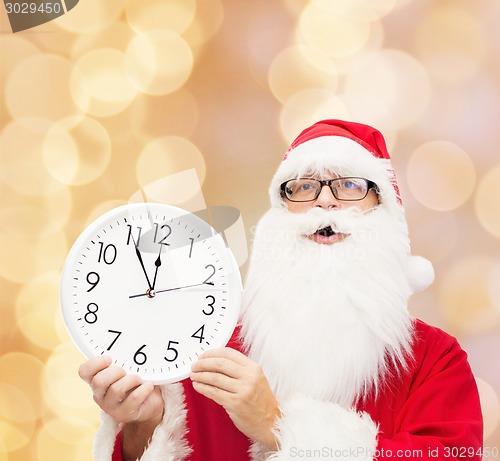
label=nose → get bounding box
[314,184,340,209]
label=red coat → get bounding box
[108,319,482,461]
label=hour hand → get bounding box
[152,245,162,290]
[133,242,152,290]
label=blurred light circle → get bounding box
[125,29,193,95]
[129,90,200,142]
[85,200,128,227]
[0,384,36,452]
[43,117,112,186]
[0,119,66,197]
[71,48,138,117]
[71,22,134,58]
[407,141,476,211]
[35,419,96,461]
[0,186,72,239]
[438,256,498,333]
[54,0,123,34]
[344,50,430,129]
[304,0,397,22]
[279,89,349,143]
[16,272,61,350]
[298,0,371,58]
[0,353,44,418]
[0,35,39,83]
[126,0,196,34]
[0,230,67,283]
[475,164,500,239]
[183,0,224,48]
[475,377,500,440]
[268,45,339,104]
[42,343,98,420]
[490,261,500,314]
[415,6,486,83]
[136,136,206,194]
[5,54,84,122]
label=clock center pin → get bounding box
[147,288,156,298]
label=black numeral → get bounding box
[86,271,100,292]
[84,303,98,324]
[154,223,172,245]
[126,225,142,246]
[133,344,147,365]
[191,325,205,343]
[107,330,122,350]
[98,242,117,264]
[164,340,179,362]
[203,295,215,315]
[188,237,194,258]
[203,264,216,284]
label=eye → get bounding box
[341,179,363,190]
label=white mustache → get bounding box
[284,207,370,236]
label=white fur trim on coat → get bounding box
[251,394,378,461]
[93,383,191,461]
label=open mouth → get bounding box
[309,226,346,245]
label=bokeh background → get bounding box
[1,0,499,460]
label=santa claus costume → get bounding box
[94,120,483,460]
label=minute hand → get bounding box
[128,282,215,299]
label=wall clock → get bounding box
[60,203,242,384]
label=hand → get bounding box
[78,356,164,425]
[190,348,280,450]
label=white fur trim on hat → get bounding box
[270,136,401,218]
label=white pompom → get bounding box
[408,255,435,294]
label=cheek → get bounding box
[285,201,312,214]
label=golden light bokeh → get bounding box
[268,45,339,104]
[136,136,206,191]
[54,0,124,34]
[43,116,112,186]
[415,4,486,83]
[1,0,499,459]
[125,0,196,35]
[125,30,193,95]
[4,54,84,122]
[71,48,138,117]
[407,141,476,212]
[438,256,499,334]
[475,164,500,239]
[298,0,371,58]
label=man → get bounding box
[80,119,483,460]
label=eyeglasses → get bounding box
[280,177,378,202]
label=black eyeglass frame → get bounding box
[280,177,379,202]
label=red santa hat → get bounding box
[269,118,434,293]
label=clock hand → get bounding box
[152,245,162,290]
[129,281,215,299]
[133,241,153,290]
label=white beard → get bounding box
[240,206,414,407]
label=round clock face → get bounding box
[60,203,241,384]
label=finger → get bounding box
[79,355,112,384]
[106,374,144,405]
[191,356,242,379]
[190,369,239,394]
[113,381,156,421]
[90,365,127,402]
[199,347,249,365]
[191,380,232,406]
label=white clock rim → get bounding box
[59,202,242,384]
